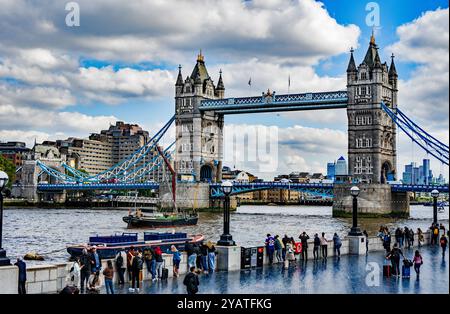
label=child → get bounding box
[103,260,115,294]
[412,250,423,277]
[167,245,182,277]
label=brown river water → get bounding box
[2,204,448,264]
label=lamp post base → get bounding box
[0,249,11,266]
[348,227,363,236]
[217,234,236,246]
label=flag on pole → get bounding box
[288,75,291,88]
[248,77,252,86]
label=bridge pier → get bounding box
[332,184,409,217]
[159,182,210,210]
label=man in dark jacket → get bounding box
[183,266,200,295]
[79,248,91,293]
[386,243,404,277]
[299,232,310,260]
[14,258,27,294]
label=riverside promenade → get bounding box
[103,245,448,294]
[0,232,447,294]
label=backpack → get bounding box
[434,228,439,235]
[135,256,144,270]
[186,274,198,293]
[116,254,124,268]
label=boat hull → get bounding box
[67,234,204,260]
[123,215,199,228]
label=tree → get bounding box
[0,155,16,188]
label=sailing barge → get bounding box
[123,144,199,228]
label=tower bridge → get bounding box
[31,34,449,216]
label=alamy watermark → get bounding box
[65,2,80,27]
[365,262,381,287]
[365,2,380,28]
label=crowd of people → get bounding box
[62,241,215,295]
[264,231,346,269]
[379,223,449,279]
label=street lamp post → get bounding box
[0,171,11,266]
[217,181,236,246]
[348,186,362,236]
[431,189,439,225]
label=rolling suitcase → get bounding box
[161,260,169,280]
[383,262,391,277]
[402,265,411,278]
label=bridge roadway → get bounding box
[36,182,449,197]
[199,91,348,114]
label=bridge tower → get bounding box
[333,34,408,217]
[174,52,225,183]
[346,33,398,184]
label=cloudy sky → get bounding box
[0,0,448,180]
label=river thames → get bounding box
[2,204,449,264]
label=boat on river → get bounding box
[123,212,199,228]
[66,232,204,259]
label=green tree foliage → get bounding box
[0,155,15,188]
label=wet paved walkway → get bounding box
[101,245,448,294]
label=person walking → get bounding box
[69,257,81,288]
[332,233,342,258]
[265,234,275,265]
[313,234,320,261]
[440,234,448,257]
[200,242,210,274]
[183,266,200,295]
[130,250,143,292]
[79,248,91,293]
[103,260,115,294]
[299,232,310,260]
[412,250,423,278]
[207,241,217,274]
[14,258,27,294]
[363,230,369,254]
[320,232,328,259]
[274,235,283,263]
[386,243,404,277]
[115,249,127,285]
[417,228,424,248]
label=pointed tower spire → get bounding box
[176,64,184,86]
[216,69,225,90]
[197,49,204,62]
[347,47,357,72]
[389,53,398,78]
[370,28,376,45]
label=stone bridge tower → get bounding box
[333,34,408,217]
[174,52,225,183]
[346,33,398,184]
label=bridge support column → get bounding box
[159,182,210,210]
[332,184,409,217]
